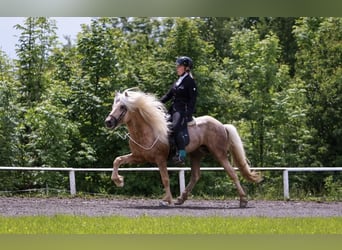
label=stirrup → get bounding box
[172,155,185,165]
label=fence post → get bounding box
[69,170,76,196]
[178,170,185,195]
[283,169,289,200]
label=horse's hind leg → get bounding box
[157,162,173,206]
[175,150,203,205]
[220,157,248,208]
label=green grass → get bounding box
[0,216,341,234]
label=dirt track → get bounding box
[0,197,341,217]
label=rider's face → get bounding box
[176,65,186,76]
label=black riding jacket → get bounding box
[160,73,197,119]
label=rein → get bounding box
[115,131,160,151]
[112,105,160,151]
[128,134,160,151]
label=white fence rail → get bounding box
[1,166,341,200]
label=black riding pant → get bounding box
[171,111,187,150]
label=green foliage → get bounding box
[228,28,290,167]
[23,100,75,167]
[324,175,342,200]
[294,17,342,167]
[15,17,57,105]
[0,53,19,165]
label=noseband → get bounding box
[110,106,127,126]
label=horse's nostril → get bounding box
[105,118,112,128]
[105,115,118,129]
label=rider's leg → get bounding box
[172,112,186,164]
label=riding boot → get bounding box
[172,132,186,165]
[172,150,186,165]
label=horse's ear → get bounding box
[125,91,129,97]
[114,91,121,103]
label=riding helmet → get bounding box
[176,56,193,69]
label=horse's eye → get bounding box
[120,105,126,110]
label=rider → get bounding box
[160,56,197,164]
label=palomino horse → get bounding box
[105,88,262,207]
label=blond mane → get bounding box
[119,88,170,144]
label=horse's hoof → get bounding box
[174,197,185,205]
[113,176,124,187]
[116,181,124,188]
[240,199,248,208]
[159,201,171,207]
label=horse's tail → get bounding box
[224,124,262,183]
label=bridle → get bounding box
[109,105,127,127]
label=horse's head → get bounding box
[105,91,128,129]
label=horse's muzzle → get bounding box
[105,116,117,129]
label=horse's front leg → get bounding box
[111,153,135,187]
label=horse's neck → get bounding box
[126,112,155,141]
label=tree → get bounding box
[15,17,57,105]
[198,17,249,59]
[228,28,291,167]
[73,18,131,168]
[294,17,342,167]
[248,17,298,76]
[0,50,20,166]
